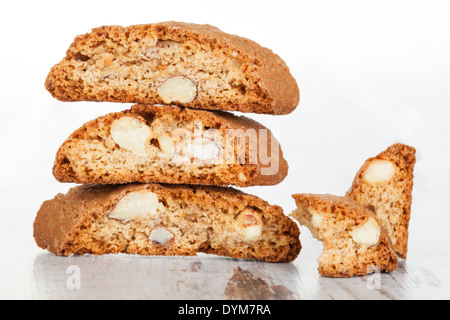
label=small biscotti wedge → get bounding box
[291,194,398,278]
[346,144,416,259]
[45,22,299,115]
[33,184,301,263]
[53,104,288,187]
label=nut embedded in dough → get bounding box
[189,136,221,162]
[142,40,180,60]
[157,75,198,104]
[158,135,174,159]
[149,227,174,247]
[234,208,263,241]
[350,217,381,248]
[363,160,397,184]
[110,116,153,156]
[311,211,323,229]
[108,191,165,222]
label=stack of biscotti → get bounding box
[34,22,301,262]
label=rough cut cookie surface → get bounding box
[45,22,300,115]
[346,144,416,259]
[53,104,288,187]
[33,184,301,263]
[291,194,398,278]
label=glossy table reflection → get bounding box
[29,247,448,300]
[32,254,301,300]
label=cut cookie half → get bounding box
[291,194,398,278]
[52,104,288,187]
[33,184,301,263]
[45,22,300,115]
[346,144,416,259]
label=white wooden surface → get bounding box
[1,0,450,300]
[27,253,449,300]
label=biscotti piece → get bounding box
[33,184,301,263]
[291,194,398,278]
[53,104,288,187]
[45,22,300,115]
[346,144,416,259]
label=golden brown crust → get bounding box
[45,22,299,115]
[291,194,398,278]
[52,104,289,187]
[33,184,301,263]
[346,144,416,259]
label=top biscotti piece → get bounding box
[45,22,300,115]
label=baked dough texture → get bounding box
[291,194,398,278]
[53,104,289,187]
[33,184,301,263]
[45,22,300,115]
[346,144,416,259]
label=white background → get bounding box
[0,0,449,299]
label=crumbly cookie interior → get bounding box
[346,144,416,259]
[291,195,397,277]
[291,204,365,274]
[52,32,266,107]
[350,174,405,256]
